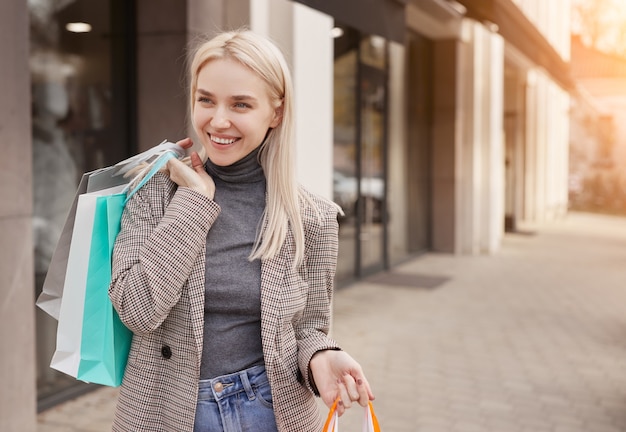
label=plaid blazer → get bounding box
[109,172,340,432]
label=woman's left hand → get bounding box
[309,350,374,416]
[166,138,215,199]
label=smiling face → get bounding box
[192,58,283,167]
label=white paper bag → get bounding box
[49,185,126,378]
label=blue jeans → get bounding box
[193,365,278,432]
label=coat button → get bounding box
[161,345,172,359]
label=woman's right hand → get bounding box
[167,138,215,199]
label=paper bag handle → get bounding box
[322,397,381,432]
[123,150,178,204]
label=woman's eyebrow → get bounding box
[196,89,257,102]
[231,94,258,102]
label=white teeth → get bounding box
[211,135,237,145]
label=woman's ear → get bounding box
[270,101,284,128]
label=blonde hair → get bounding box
[189,30,307,267]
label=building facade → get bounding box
[569,34,626,214]
[0,0,571,428]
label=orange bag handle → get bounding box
[322,397,381,432]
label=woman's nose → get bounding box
[210,108,231,129]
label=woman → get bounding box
[109,30,373,432]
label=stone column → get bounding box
[431,38,463,253]
[0,0,37,430]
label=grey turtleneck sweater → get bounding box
[200,148,266,379]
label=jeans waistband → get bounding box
[197,364,267,402]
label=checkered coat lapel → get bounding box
[109,173,341,432]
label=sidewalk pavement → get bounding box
[38,211,626,431]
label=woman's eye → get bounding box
[234,102,251,109]
[197,97,213,104]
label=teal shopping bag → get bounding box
[77,192,131,386]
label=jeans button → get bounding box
[214,382,223,392]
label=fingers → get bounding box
[355,375,374,405]
[310,350,375,419]
[335,372,374,417]
[339,374,371,406]
[176,137,194,149]
[190,151,204,173]
[167,158,196,188]
[343,375,360,405]
[167,157,185,172]
[167,156,215,199]
[166,158,186,186]
[335,398,346,417]
[334,376,365,417]
[337,380,352,414]
[320,391,336,410]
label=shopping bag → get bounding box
[50,185,127,386]
[322,398,381,432]
[36,140,183,319]
[48,147,179,386]
[77,190,129,385]
[35,172,98,320]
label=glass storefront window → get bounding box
[333,29,359,282]
[334,25,433,281]
[359,64,386,273]
[360,35,386,70]
[30,0,133,408]
[333,25,388,282]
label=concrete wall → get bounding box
[503,64,528,232]
[508,0,571,224]
[431,38,462,253]
[292,4,334,200]
[0,0,37,430]
[514,0,571,60]
[136,0,189,151]
[431,20,505,254]
[387,41,409,264]
[463,22,504,254]
[524,69,570,222]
